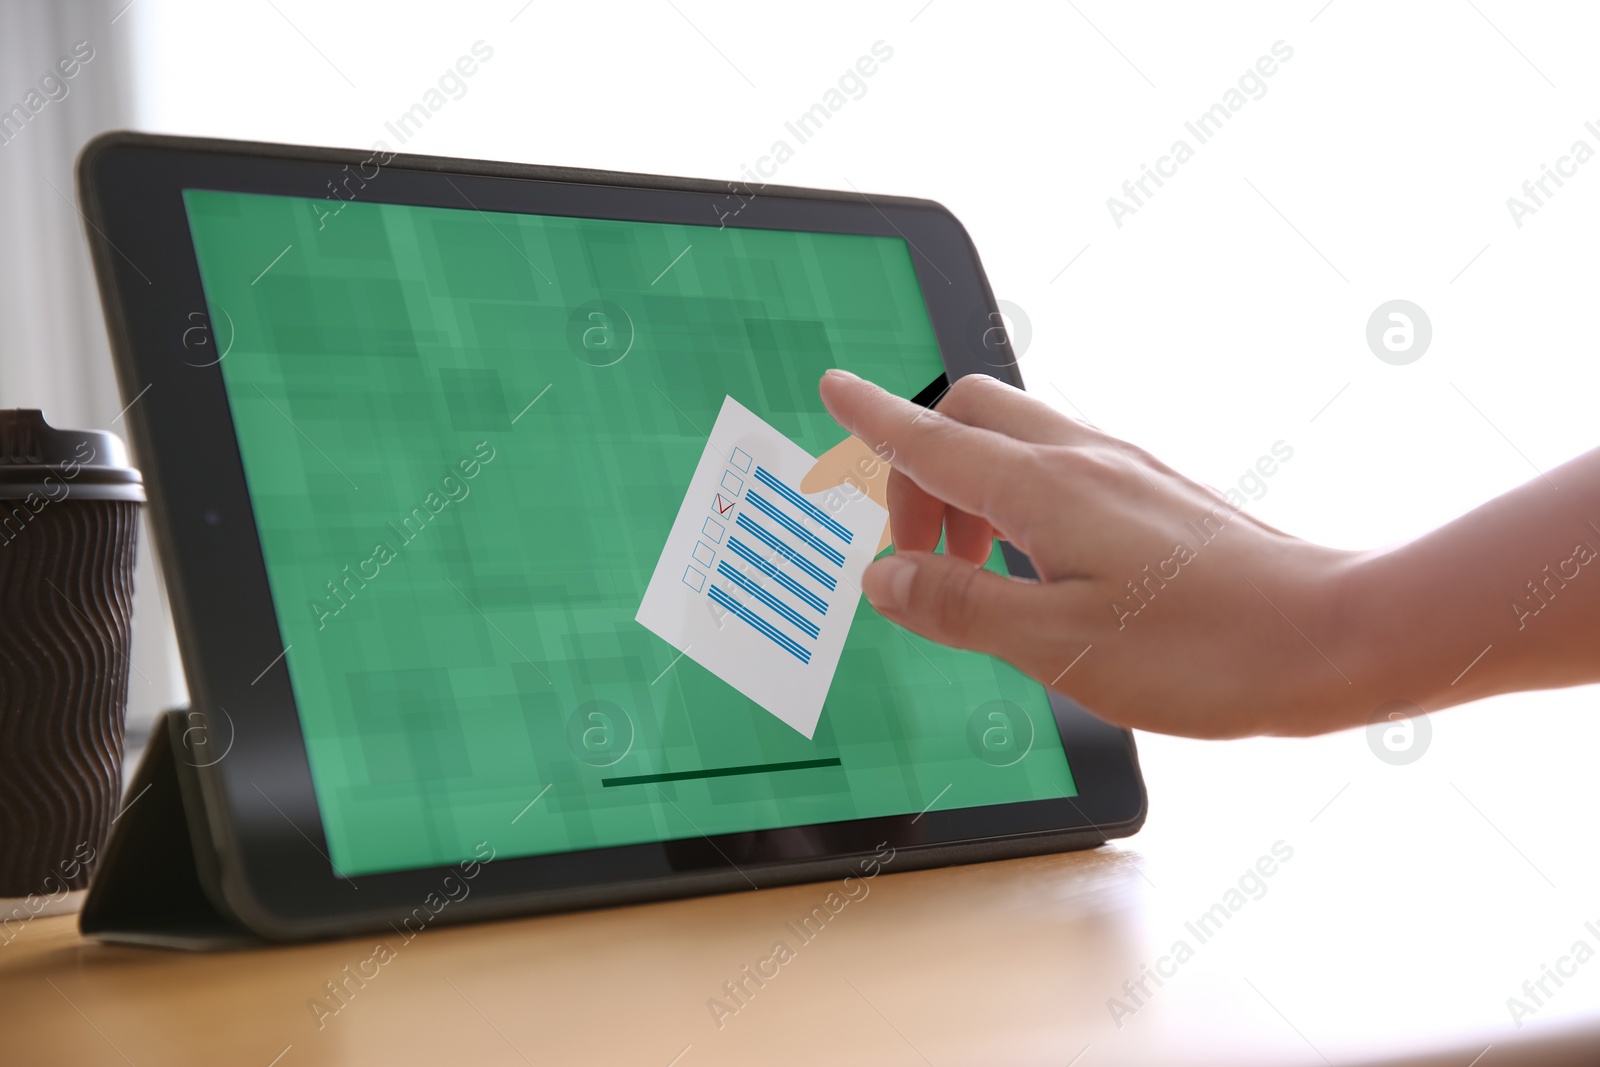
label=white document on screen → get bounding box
[635,395,888,739]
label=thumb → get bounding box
[860,551,1054,666]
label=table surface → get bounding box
[6,690,1600,1066]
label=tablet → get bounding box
[77,133,1145,941]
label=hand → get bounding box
[817,369,1370,739]
[801,434,895,554]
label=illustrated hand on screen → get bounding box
[800,434,895,555]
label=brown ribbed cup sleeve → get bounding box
[0,499,139,895]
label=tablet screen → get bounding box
[181,188,1077,878]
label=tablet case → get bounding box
[79,709,260,950]
[80,706,1133,950]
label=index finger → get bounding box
[818,369,1045,542]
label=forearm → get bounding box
[1345,446,1600,715]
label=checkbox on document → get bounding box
[682,566,707,593]
[712,493,736,517]
[692,541,715,567]
[701,516,725,543]
[730,447,752,473]
[720,470,744,496]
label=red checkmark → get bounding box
[714,494,735,516]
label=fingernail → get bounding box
[864,555,915,612]
[823,368,859,381]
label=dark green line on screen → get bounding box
[601,757,843,788]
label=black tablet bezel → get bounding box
[77,133,1145,941]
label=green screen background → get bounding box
[182,188,1076,877]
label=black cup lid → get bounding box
[0,409,144,503]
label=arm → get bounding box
[1347,448,1600,716]
[817,369,1600,739]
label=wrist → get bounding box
[1270,543,1386,734]
[1331,541,1469,726]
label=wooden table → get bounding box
[6,691,1600,1065]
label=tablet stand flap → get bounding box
[79,709,260,950]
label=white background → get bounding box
[37,0,1600,1046]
